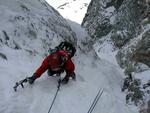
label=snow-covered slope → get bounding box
[0,0,139,113]
[46,0,91,24]
[0,22,138,113]
[0,0,77,56]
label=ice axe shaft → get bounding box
[13,77,28,92]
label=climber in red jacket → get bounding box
[28,42,76,84]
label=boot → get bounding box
[72,72,76,80]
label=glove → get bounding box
[71,72,76,80]
[61,76,69,84]
[27,74,37,84]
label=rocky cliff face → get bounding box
[82,0,150,111]
[82,0,149,71]
[0,0,77,57]
[82,0,114,40]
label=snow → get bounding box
[0,20,138,113]
[0,46,138,113]
[0,0,140,113]
[103,6,115,17]
[135,70,150,85]
[45,0,91,24]
[93,33,119,66]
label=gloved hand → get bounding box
[27,74,37,84]
[61,76,69,84]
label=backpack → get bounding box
[49,41,76,58]
[57,41,76,58]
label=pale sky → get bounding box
[45,0,91,24]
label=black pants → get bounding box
[47,68,63,76]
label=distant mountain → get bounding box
[46,0,91,24]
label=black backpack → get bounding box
[57,41,76,58]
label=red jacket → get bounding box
[34,50,75,78]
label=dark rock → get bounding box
[2,30,9,41]
[0,53,7,60]
[147,100,150,113]
[82,0,150,108]
[132,30,150,67]
[82,0,114,40]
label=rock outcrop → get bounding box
[82,0,150,110]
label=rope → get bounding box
[87,88,104,113]
[48,79,61,113]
